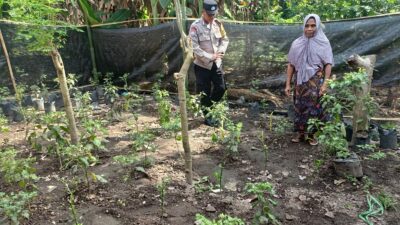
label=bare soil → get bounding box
[1,97,399,225]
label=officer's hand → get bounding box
[213,52,224,60]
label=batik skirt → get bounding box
[293,73,325,133]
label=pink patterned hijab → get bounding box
[288,14,333,85]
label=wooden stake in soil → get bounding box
[347,54,376,145]
[50,48,80,145]
[0,29,18,95]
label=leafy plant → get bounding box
[380,122,397,131]
[195,213,244,225]
[0,191,37,225]
[245,182,281,225]
[193,176,212,193]
[366,151,386,160]
[154,89,172,126]
[0,114,9,133]
[60,179,83,225]
[131,130,157,167]
[0,147,38,189]
[186,92,203,118]
[156,177,171,217]
[377,191,398,211]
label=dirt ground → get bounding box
[1,96,399,225]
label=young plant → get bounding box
[186,92,203,118]
[193,176,212,193]
[0,191,37,225]
[156,177,171,218]
[213,164,224,191]
[0,147,38,189]
[195,213,244,225]
[60,179,83,225]
[154,89,172,126]
[0,113,9,133]
[161,113,182,155]
[63,144,107,189]
[258,130,269,166]
[245,182,281,225]
[366,151,386,160]
[131,130,157,168]
[377,191,398,211]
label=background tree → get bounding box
[7,0,79,144]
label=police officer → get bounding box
[189,0,229,126]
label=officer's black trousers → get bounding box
[194,63,226,117]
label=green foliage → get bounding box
[257,130,269,164]
[0,191,37,225]
[186,92,203,118]
[156,177,170,217]
[271,117,291,135]
[154,89,172,126]
[0,114,9,133]
[213,164,224,191]
[193,176,212,193]
[80,118,108,152]
[0,147,38,189]
[366,151,386,160]
[195,213,245,225]
[0,86,10,102]
[377,191,398,211]
[222,0,400,22]
[104,74,119,104]
[308,70,371,159]
[7,0,78,53]
[380,122,397,131]
[60,179,82,225]
[245,182,281,225]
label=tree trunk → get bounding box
[50,48,80,145]
[0,30,18,97]
[347,54,376,145]
[227,88,283,108]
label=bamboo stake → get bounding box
[0,29,18,95]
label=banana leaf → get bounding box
[104,9,131,23]
[78,0,101,25]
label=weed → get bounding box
[0,147,38,189]
[362,176,373,191]
[0,191,37,225]
[377,191,398,211]
[245,182,281,225]
[153,89,172,126]
[195,213,244,225]
[367,151,386,160]
[193,176,212,193]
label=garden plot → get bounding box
[0,87,399,225]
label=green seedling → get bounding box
[60,179,83,225]
[362,176,373,191]
[131,130,157,168]
[367,151,386,160]
[193,176,212,193]
[213,164,224,191]
[0,147,38,189]
[195,213,244,225]
[153,89,172,126]
[377,191,398,211]
[156,177,171,219]
[245,182,281,225]
[0,191,37,225]
[258,130,269,165]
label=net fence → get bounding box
[0,13,399,93]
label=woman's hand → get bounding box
[285,85,291,97]
[319,83,328,96]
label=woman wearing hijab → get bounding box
[285,14,333,145]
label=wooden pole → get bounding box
[0,30,18,95]
[174,0,194,184]
[347,54,376,145]
[50,48,80,145]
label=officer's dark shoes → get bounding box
[204,118,220,127]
